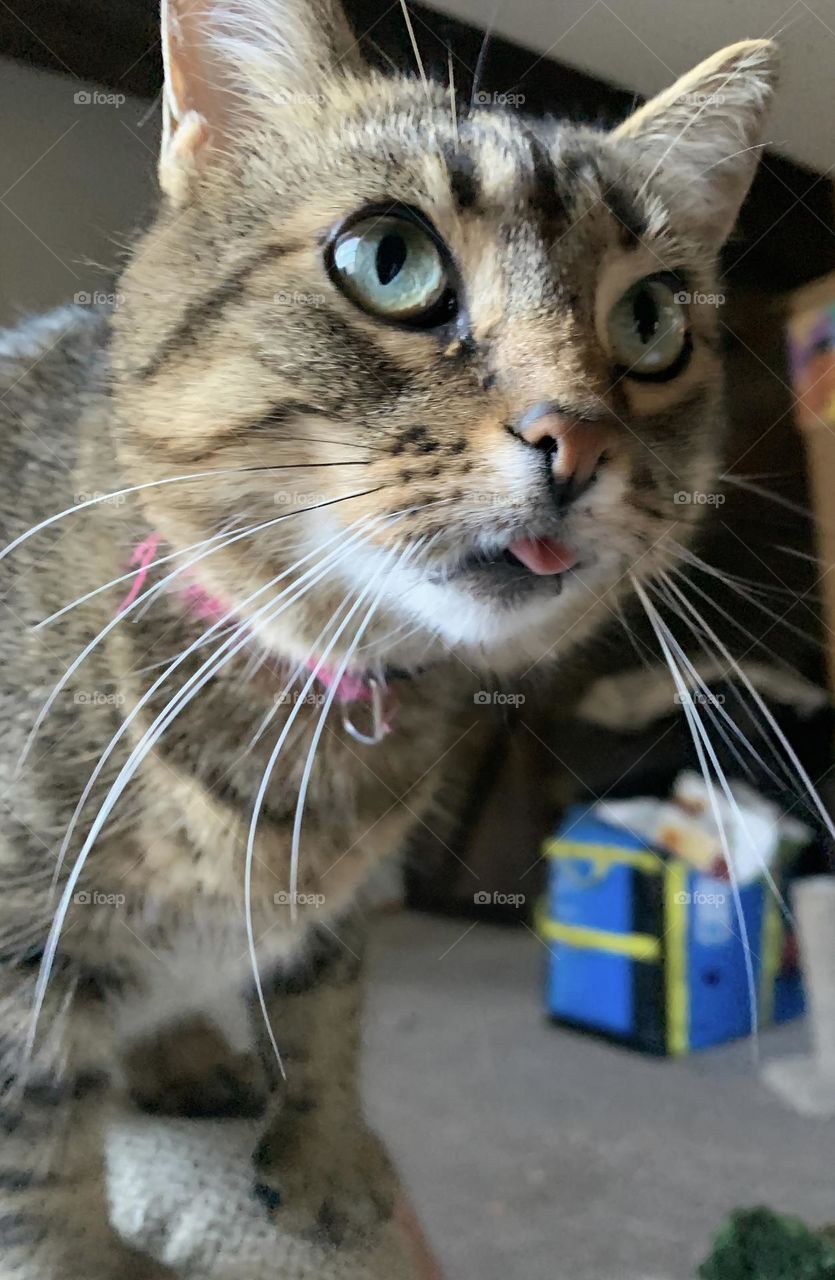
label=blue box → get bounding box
[541,807,804,1055]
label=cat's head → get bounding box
[112,1,777,673]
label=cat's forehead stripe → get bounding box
[549,146,651,247]
[443,146,480,213]
[524,130,569,226]
[579,154,650,244]
[447,122,649,251]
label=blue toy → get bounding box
[541,807,804,1055]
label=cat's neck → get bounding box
[118,526,434,745]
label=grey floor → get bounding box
[363,913,834,1280]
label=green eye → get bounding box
[607,277,689,377]
[330,214,456,327]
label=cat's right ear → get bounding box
[159,0,364,204]
[612,40,779,244]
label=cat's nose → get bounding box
[512,400,614,507]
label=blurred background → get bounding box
[3,3,835,1278]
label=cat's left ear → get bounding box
[159,0,365,203]
[612,40,778,244]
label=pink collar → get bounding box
[302,657,378,704]
[117,533,395,740]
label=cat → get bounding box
[0,1,777,1275]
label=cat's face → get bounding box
[113,2,776,672]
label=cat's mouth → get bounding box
[439,535,580,598]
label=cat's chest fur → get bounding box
[112,902,290,1054]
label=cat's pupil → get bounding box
[375,233,407,286]
[633,288,659,345]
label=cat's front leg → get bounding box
[250,919,399,1250]
[0,963,175,1279]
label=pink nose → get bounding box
[514,400,615,502]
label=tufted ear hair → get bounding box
[612,40,779,244]
[159,0,365,203]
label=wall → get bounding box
[0,57,157,326]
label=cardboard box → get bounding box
[541,808,804,1055]
[788,276,835,695]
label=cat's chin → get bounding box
[391,571,593,668]
[312,535,629,676]
[415,578,630,678]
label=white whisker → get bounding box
[773,544,823,565]
[34,523,247,630]
[0,467,289,565]
[653,575,785,783]
[660,571,835,832]
[721,474,815,522]
[447,47,459,144]
[47,516,383,900]
[27,518,392,1066]
[246,581,360,753]
[18,486,385,768]
[671,540,811,600]
[650,576,793,923]
[632,576,761,1059]
[399,0,428,95]
[470,0,500,110]
[132,621,241,675]
[667,552,819,659]
[244,540,405,1076]
[289,538,422,914]
[635,55,773,200]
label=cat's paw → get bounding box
[251,1111,397,1248]
[125,1015,268,1118]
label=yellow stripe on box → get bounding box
[664,862,690,1056]
[539,918,661,962]
[543,838,663,875]
[759,896,783,1026]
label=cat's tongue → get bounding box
[508,536,578,576]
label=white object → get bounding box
[107,1115,421,1279]
[599,772,790,884]
[762,877,835,1117]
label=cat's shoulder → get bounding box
[0,302,109,381]
[0,304,110,457]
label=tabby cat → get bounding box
[0,2,777,1275]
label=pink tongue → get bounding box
[508,536,578,576]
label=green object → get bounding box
[699,1208,835,1280]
